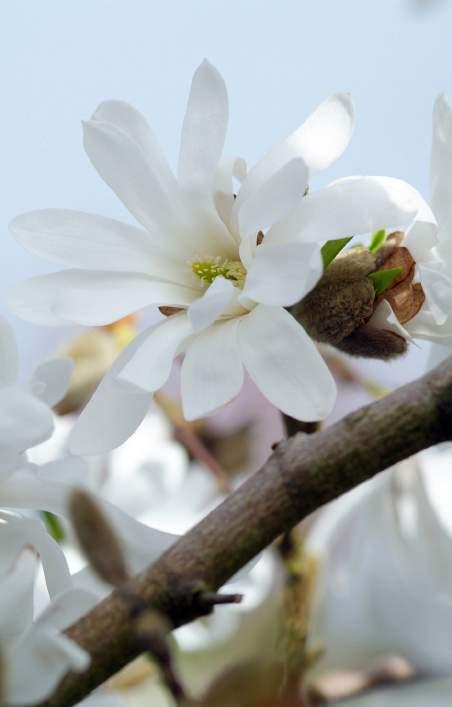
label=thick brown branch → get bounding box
[41,357,452,707]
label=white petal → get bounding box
[30,358,73,407]
[119,312,192,391]
[290,92,354,174]
[92,99,176,192]
[404,220,438,263]
[83,118,184,234]
[368,300,411,341]
[0,317,18,387]
[0,388,54,454]
[68,329,158,455]
[7,625,90,705]
[178,60,228,188]
[266,176,419,246]
[9,270,196,326]
[214,156,247,232]
[238,93,353,208]
[431,93,452,235]
[236,158,308,237]
[238,305,336,421]
[35,587,98,631]
[11,209,156,274]
[181,318,244,420]
[417,264,452,325]
[0,548,37,640]
[187,277,236,331]
[243,241,322,306]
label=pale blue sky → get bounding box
[1,0,451,376]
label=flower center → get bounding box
[191,256,246,287]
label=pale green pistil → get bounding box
[191,257,246,287]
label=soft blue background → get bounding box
[1,0,450,380]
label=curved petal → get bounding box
[431,93,452,235]
[266,177,420,246]
[0,317,18,387]
[187,277,237,331]
[119,312,192,391]
[68,328,159,455]
[214,156,247,233]
[92,99,177,192]
[7,623,90,705]
[181,318,244,420]
[9,270,197,326]
[238,305,336,421]
[11,209,154,273]
[83,118,184,235]
[237,93,353,208]
[178,60,228,188]
[0,547,37,641]
[417,264,452,326]
[243,241,322,306]
[30,358,73,407]
[236,158,308,237]
[0,388,54,455]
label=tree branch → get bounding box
[41,357,452,707]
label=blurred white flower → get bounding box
[305,450,452,689]
[9,60,418,454]
[0,513,97,705]
[32,409,279,653]
[363,95,452,345]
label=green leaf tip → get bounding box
[41,511,65,543]
[321,237,353,269]
[369,229,386,253]
[368,267,402,294]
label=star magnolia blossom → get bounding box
[9,60,417,454]
[305,453,452,681]
[0,513,97,705]
[360,94,452,344]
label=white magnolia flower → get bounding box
[305,454,452,682]
[0,315,73,475]
[9,60,417,454]
[0,513,96,705]
[361,94,452,344]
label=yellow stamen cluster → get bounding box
[191,256,246,287]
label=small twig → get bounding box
[155,392,232,493]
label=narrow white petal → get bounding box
[238,305,336,421]
[404,220,438,263]
[181,318,244,420]
[237,93,353,208]
[119,312,191,393]
[9,270,196,326]
[267,176,419,246]
[243,241,322,306]
[0,316,18,387]
[0,548,37,640]
[83,119,184,234]
[0,388,54,453]
[431,93,452,235]
[236,158,308,237]
[368,300,411,341]
[417,264,452,325]
[214,156,247,232]
[30,358,73,407]
[7,626,90,705]
[68,327,161,455]
[92,99,177,192]
[187,277,236,331]
[178,60,228,187]
[10,209,158,274]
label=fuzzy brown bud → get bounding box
[68,489,129,587]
